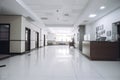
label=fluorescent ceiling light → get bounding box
[89,14,96,18]
[100,6,106,10]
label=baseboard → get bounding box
[2,47,46,59]
[10,47,41,55]
[10,51,26,56]
[0,55,11,60]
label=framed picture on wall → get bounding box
[96,24,105,40]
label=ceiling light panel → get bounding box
[100,6,106,10]
[22,0,90,25]
[89,14,97,18]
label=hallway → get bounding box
[0,46,120,80]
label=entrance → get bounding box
[35,32,39,48]
[25,28,31,52]
[117,22,120,58]
[114,21,120,58]
[43,34,46,46]
[0,24,10,54]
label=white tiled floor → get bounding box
[0,45,120,80]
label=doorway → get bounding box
[0,24,10,54]
[43,34,46,46]
[114,21,120,58]
[35,32,39,48]
[25,28,31,52]
[116,22,120,58]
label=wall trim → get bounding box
[10,40,25,41]
[10,47,41,55]
[10,40,36,41]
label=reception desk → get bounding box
[82,41,119,60]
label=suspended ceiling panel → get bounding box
[22,0,89,26]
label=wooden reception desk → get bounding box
[82,41,119,60]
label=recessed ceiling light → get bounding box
[89,14,97,18]
[100,6,106,10]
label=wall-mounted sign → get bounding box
[96,24,106,40]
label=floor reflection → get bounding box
[0,45,120,80]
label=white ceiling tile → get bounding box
[22,0,120,26]
[23,0,89,25]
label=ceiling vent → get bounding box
[64,13,69,16]
[41,17,48,20]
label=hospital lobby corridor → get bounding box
[0,45,120,80]
[1,0,120,80]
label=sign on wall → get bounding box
[96,24,105,40]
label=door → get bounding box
[25,28,31,51]
[117,22,120,58]
[35,32,39,48]
[43,34,46,46]
[0,24,10,54]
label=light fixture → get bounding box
[100,6,106,10]
[89,14,97,18]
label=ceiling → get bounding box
[0,0,120,34]
[22,0,89,26]
[0,0,44,24]
[0,0,120,27]
[22,0,120,26]
[76,0,120,25]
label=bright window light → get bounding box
[55,34,72,42]
[89,14,97,18]
[100,6,106,10]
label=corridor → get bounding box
[0,46,120,80]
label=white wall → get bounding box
[85,23,95,41]
[0,16,22,53]
[40,26,47,47]
[0,15,46,53]
[21,16,46,50]
[85,8,120,41]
